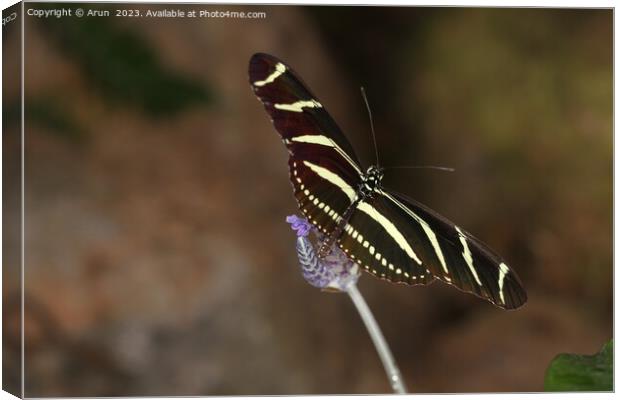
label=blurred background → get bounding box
[2,4,612,396]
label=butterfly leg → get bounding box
[317,197,361,258]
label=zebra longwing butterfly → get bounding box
[249,53,527,310]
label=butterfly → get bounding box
[249,53,526,309]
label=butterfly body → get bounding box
[316,165,384,258]
[359,165,385,198]
[249,53,527,310]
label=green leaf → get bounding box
[544,340,613,392]
[4,98,85,143]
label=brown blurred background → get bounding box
[2,4,612,396]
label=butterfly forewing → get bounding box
[250,53,366,233]
[249,53,361,166]
[375,189,527,309]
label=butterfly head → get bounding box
[366,165,384,181]
[360,165,384,197]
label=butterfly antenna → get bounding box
[385,165,456,173]
[360,87,380,167]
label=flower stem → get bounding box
[346,284,408,394]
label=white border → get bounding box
[0,1,615,400]
[3,0,617,6]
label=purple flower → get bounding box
[286,214,312,237]
[286,215,360,292]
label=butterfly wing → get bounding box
[336,196,437,286]
[367,188,527,309]
[249,53,364,234]
[249,53,525,306]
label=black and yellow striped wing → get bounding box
[250,52,364,236]
[249,52,526,310]
[363,189,526,308]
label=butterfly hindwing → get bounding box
[337,196,436,285]
[289,157,354,236]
